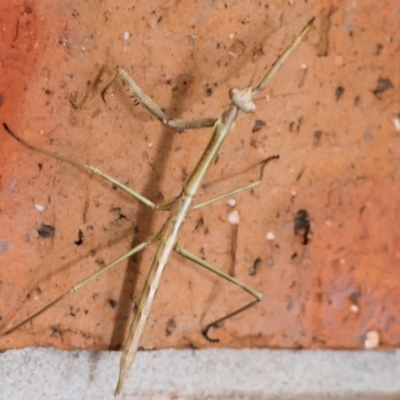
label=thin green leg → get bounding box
[174,246,261,341]
[252,17,316,96]
[3,123,160,210]
[2,232,161,336]
[192,155,279,210]
[115,68,218,130]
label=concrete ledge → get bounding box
[1,348,399,399]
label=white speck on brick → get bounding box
[266,231,275,240]
[35,204,45,212]
[123,31,130,41]
[227,198,236,207]
[392,117,400,132]
[364,330,379,349]
[228,210,240,225]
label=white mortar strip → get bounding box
[1,348,399,399]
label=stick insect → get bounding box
[2,17,315,395]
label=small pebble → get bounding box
[35,204,45,212]
[350,304,359,313]
[266,231,275,240]
[228,210,240,225]
[364,330,379,349]
[392,117,400,132]
[227,198,236,207]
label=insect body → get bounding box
[2,17,315,395]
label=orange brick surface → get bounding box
[0,0,399,352]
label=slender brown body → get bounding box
[115,17,315,389]
[2,17,315,396]
[116,115,236,393]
